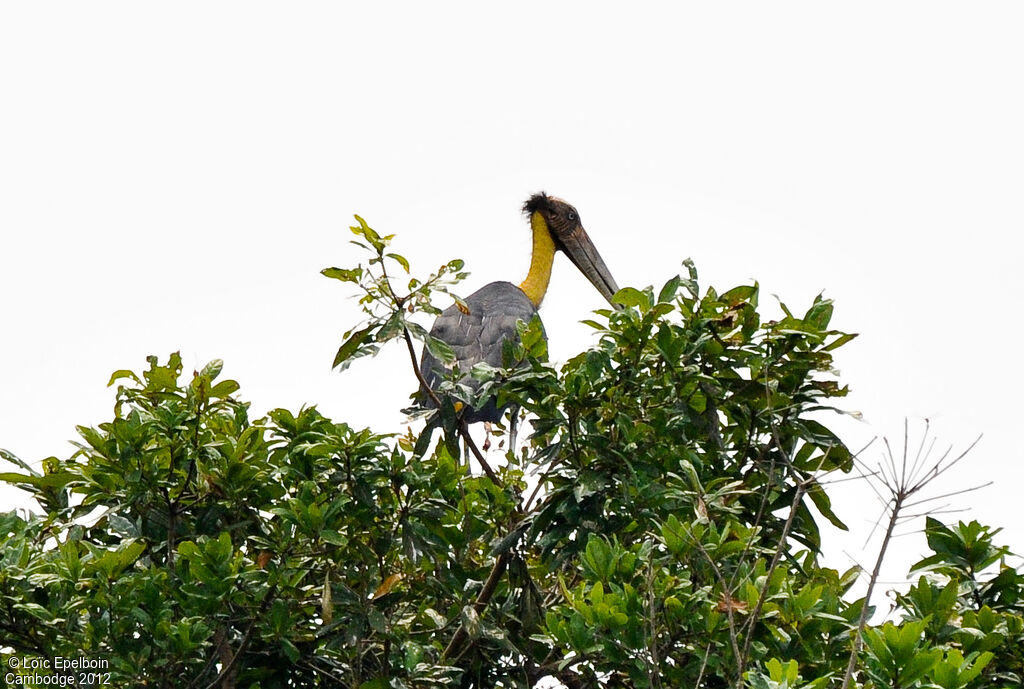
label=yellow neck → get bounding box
[519,212,557,308]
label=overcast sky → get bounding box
[2,3,1022,603]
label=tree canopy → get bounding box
[1,219,1021,688]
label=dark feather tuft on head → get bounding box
[523,192,555,216]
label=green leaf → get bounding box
[807,481,848,531]
[350,214,386,252]
[367,606,386,633]
[15,602,57,623]
[333,326,375,369]
[281,638,300,663]
[199,359,224,380]
[822,332,857,352]
[107,368,142,387]
[573,470,605,502]
[424,608,447,629]
[657,275,681,304]
[581,535,614,582]
[210,379,240,398]
[376,311,406,343]
[661,514,684,556]
[177,540,201,561]
[105,513,138,537]
[422,333,456,365]
[612,286,651,312]
[0,471,75,491]
[902,647,942,685]
[0,448,38,475]
[804,295,833,330]
[89,540,145,579]
[491,522,529,556]
[720,284,758,306]
[321,266,363,283]
[386,252,410,272]
[320,530,348,546]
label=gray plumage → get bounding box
[419,281,543,423]
[416,191,619,427]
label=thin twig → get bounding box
[737,478,808,677]
[903,483,993,509]
[401,327,502,487]
[694,642,712,689]
[646,555,662,689]
[442,552,510,660]
[840,492,902,689]
[682,527,743,680]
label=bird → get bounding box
[418,192,620,424]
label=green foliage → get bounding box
[889,518,1024,688]
[745,658,832,689]
[321,215,468,372]
[1,224,1021,688]
[0,354,478,687]
[860,620,943,687]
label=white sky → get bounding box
[2,3,1022,607]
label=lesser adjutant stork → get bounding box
[418,192,620,424]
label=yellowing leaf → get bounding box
[321,570,333,624]
[372,572,404,600]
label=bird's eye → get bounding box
[567,211,577,221]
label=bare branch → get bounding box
[902,482,992,510]
[840,420,980,689]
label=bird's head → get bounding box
[523,192,620,305]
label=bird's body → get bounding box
[418,192,618,424]
[419,281,543,423]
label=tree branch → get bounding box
[442,551,510,661]
[402,326,502,487]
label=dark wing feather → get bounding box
[419,281,542,423]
